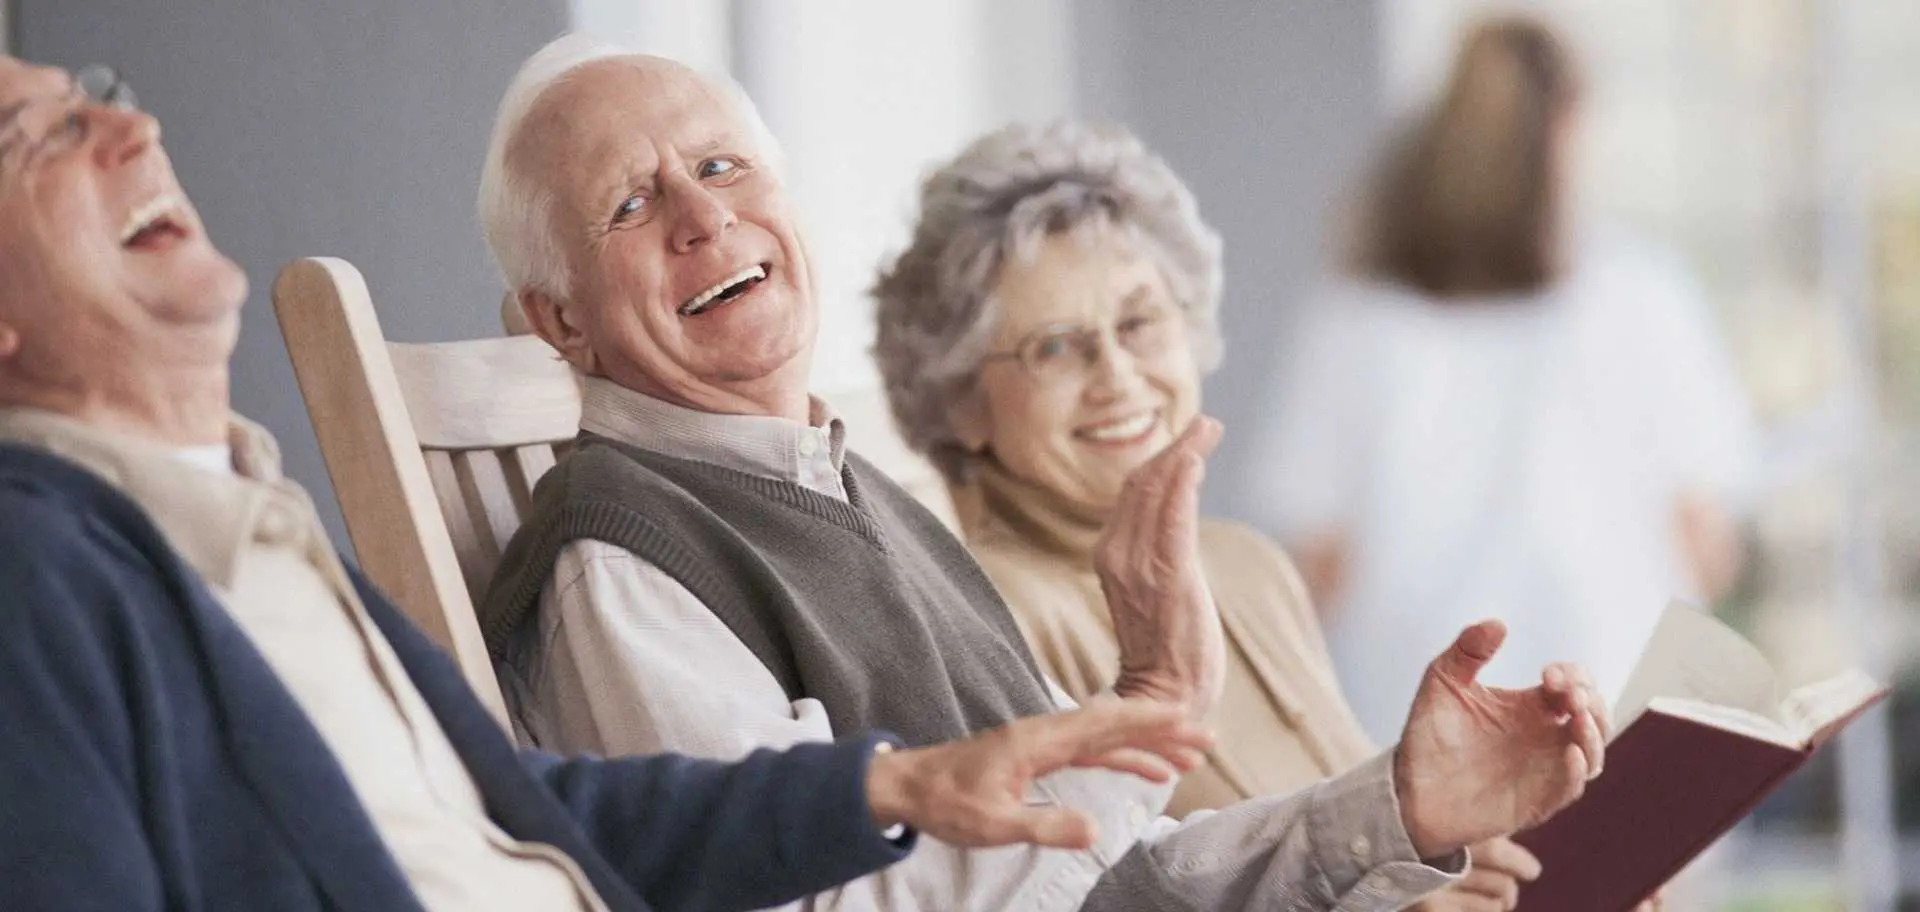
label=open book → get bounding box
[1515,601,1888,911]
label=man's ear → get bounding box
[518,289,598,374]
[947,388,993,454]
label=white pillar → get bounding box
[569,0,732,74]
[731,0,1073,397]
[1815,2,1900,908]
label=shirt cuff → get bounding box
[869,740,911,846]
[1033,760,1176,867]
[850,732,919,854]
[1309,750,1465,909]
[1041,689,1180,864]
[992,751,1176,910]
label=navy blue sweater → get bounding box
[0,443,912,912]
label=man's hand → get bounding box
[1393,620,1609,859]
[1412,837,1541,911]
[865,699,1212,850]
[1096,416,1226,720]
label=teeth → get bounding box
[120,193,183,244]
[1081,412,1158,443]
[680,264,768,315]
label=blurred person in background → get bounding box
[1254,14,1760,744]
[874,119,1557,911]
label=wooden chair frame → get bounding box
[274,258,580,724]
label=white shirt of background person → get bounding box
[1257,227,1760,743]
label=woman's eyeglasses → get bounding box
[980,304,1184,385]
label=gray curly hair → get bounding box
[872,119,1224,484]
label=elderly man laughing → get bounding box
[0,52,1235,912]
[480,35,1609,912]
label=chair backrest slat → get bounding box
[454,450,522,564]
[507,445,557,507]
[419,449,494,602]
[389,339,580,449]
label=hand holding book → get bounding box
[1392,619,1610,859]
[1513,601,1888,911]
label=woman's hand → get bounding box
[1094,417,1227,721]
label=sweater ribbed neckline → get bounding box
[585,434,892,553]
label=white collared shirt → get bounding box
[510,376,1459,912]
[579,376,850,501]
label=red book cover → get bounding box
[1513,692,1887,911]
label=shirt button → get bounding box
[1127,802,1149,830]
[254,504,299,545]
[1349,835,1371,860]
[1362,872,1391,893]
[798,433,820,457]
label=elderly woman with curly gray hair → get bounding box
[873,120,1548,911]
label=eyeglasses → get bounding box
[980,304,1185,385]
[0,65,138,180]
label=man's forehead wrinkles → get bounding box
[531,58,759,220]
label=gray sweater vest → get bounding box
[482,434,1055,747]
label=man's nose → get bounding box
[670,182,738,253]
[89,105,159,169]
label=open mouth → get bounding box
[1075,410,1161,446]
[120,194,190,252]
[679,263,770,317]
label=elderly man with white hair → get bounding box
[0,51,1236,912]
[479,34,1610,912]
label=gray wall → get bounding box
[18,0,567,552]
[1072,2,1384,525]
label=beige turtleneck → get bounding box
[953,457,1377,819]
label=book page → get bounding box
[1613,600,1781,735]
[1643,696,1799,748]
[1782,669,1887,743]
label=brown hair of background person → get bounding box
[1351,15,1582,299]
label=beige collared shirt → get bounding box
[509,376,1459,912]
[0,407,606,912]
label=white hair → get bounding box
[872,120,1224,484]
[476,32,785,299]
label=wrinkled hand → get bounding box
[1413,837,1541,911]
[865,699,1212,850]
[1096,417,1226,720]
[1394,620,1609,859]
